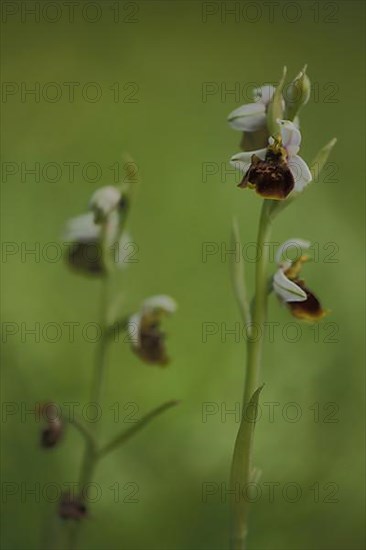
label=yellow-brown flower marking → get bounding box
[284,256,327,321]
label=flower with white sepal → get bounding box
[90,185,123,223]
[230,119,312,200]
[228,85,280,132]
[273,239,327,321]
[63,211,120,276]
[128,296,177,366]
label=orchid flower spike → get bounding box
[127,295,177,366]
[228,85,280,132]
[230,119,312,200]
[273,239,327,321]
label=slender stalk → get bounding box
[230,218,252,328]
[98,400,179,459]
[242,200,272,407]
[67,273,110,550]
[230,200,273,550]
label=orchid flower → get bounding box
[230,119,312,200]
[128,295,177,366]
[273,239,327,321]
[63,185,129,276]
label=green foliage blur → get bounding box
[1,1,365,549]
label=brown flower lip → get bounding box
[238,147,295,200]
[66,241,105,276]
[284,257,327,321]
[133,323,169,366]
[286,280,327,321]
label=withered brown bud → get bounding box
[59,492,87,521]
[39,402,64,449]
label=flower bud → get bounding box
[59,492,87,520]
[285,66,311,120]
[39,402,63,449]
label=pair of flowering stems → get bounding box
[39,161,178,549]
[227,67,336,549]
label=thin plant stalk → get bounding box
[67,270,111,550]
[230,199,273,550]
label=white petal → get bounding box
[63,213,100,242]
[277,119,301,156]
[127,313,142,346]
[89,186,121,217]
[275,239,311,265]
[253,85,275,106]
[228,103,266,131]
[230,149,267,173]
[143,295,177,314]
[287,155,312,193]
[273,269,307,303]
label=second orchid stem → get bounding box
[230,199,273,550]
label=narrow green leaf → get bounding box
[310,138,337,181]
[97,400,179,459]
[268,138,337,222]
[230,385,264,549]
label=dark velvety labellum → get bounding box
[239,153,294,200]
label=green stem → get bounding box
[243,201,272,407]
[67,273,110,550]
[230,200,273,550]
[66,413,98,451]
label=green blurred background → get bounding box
[1,1,365,549]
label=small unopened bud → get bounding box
[285,65,311,120]
[39,403,63,449]
[89,186,122,223]
[59,492,87,521]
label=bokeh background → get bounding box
[1,1,365,549]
